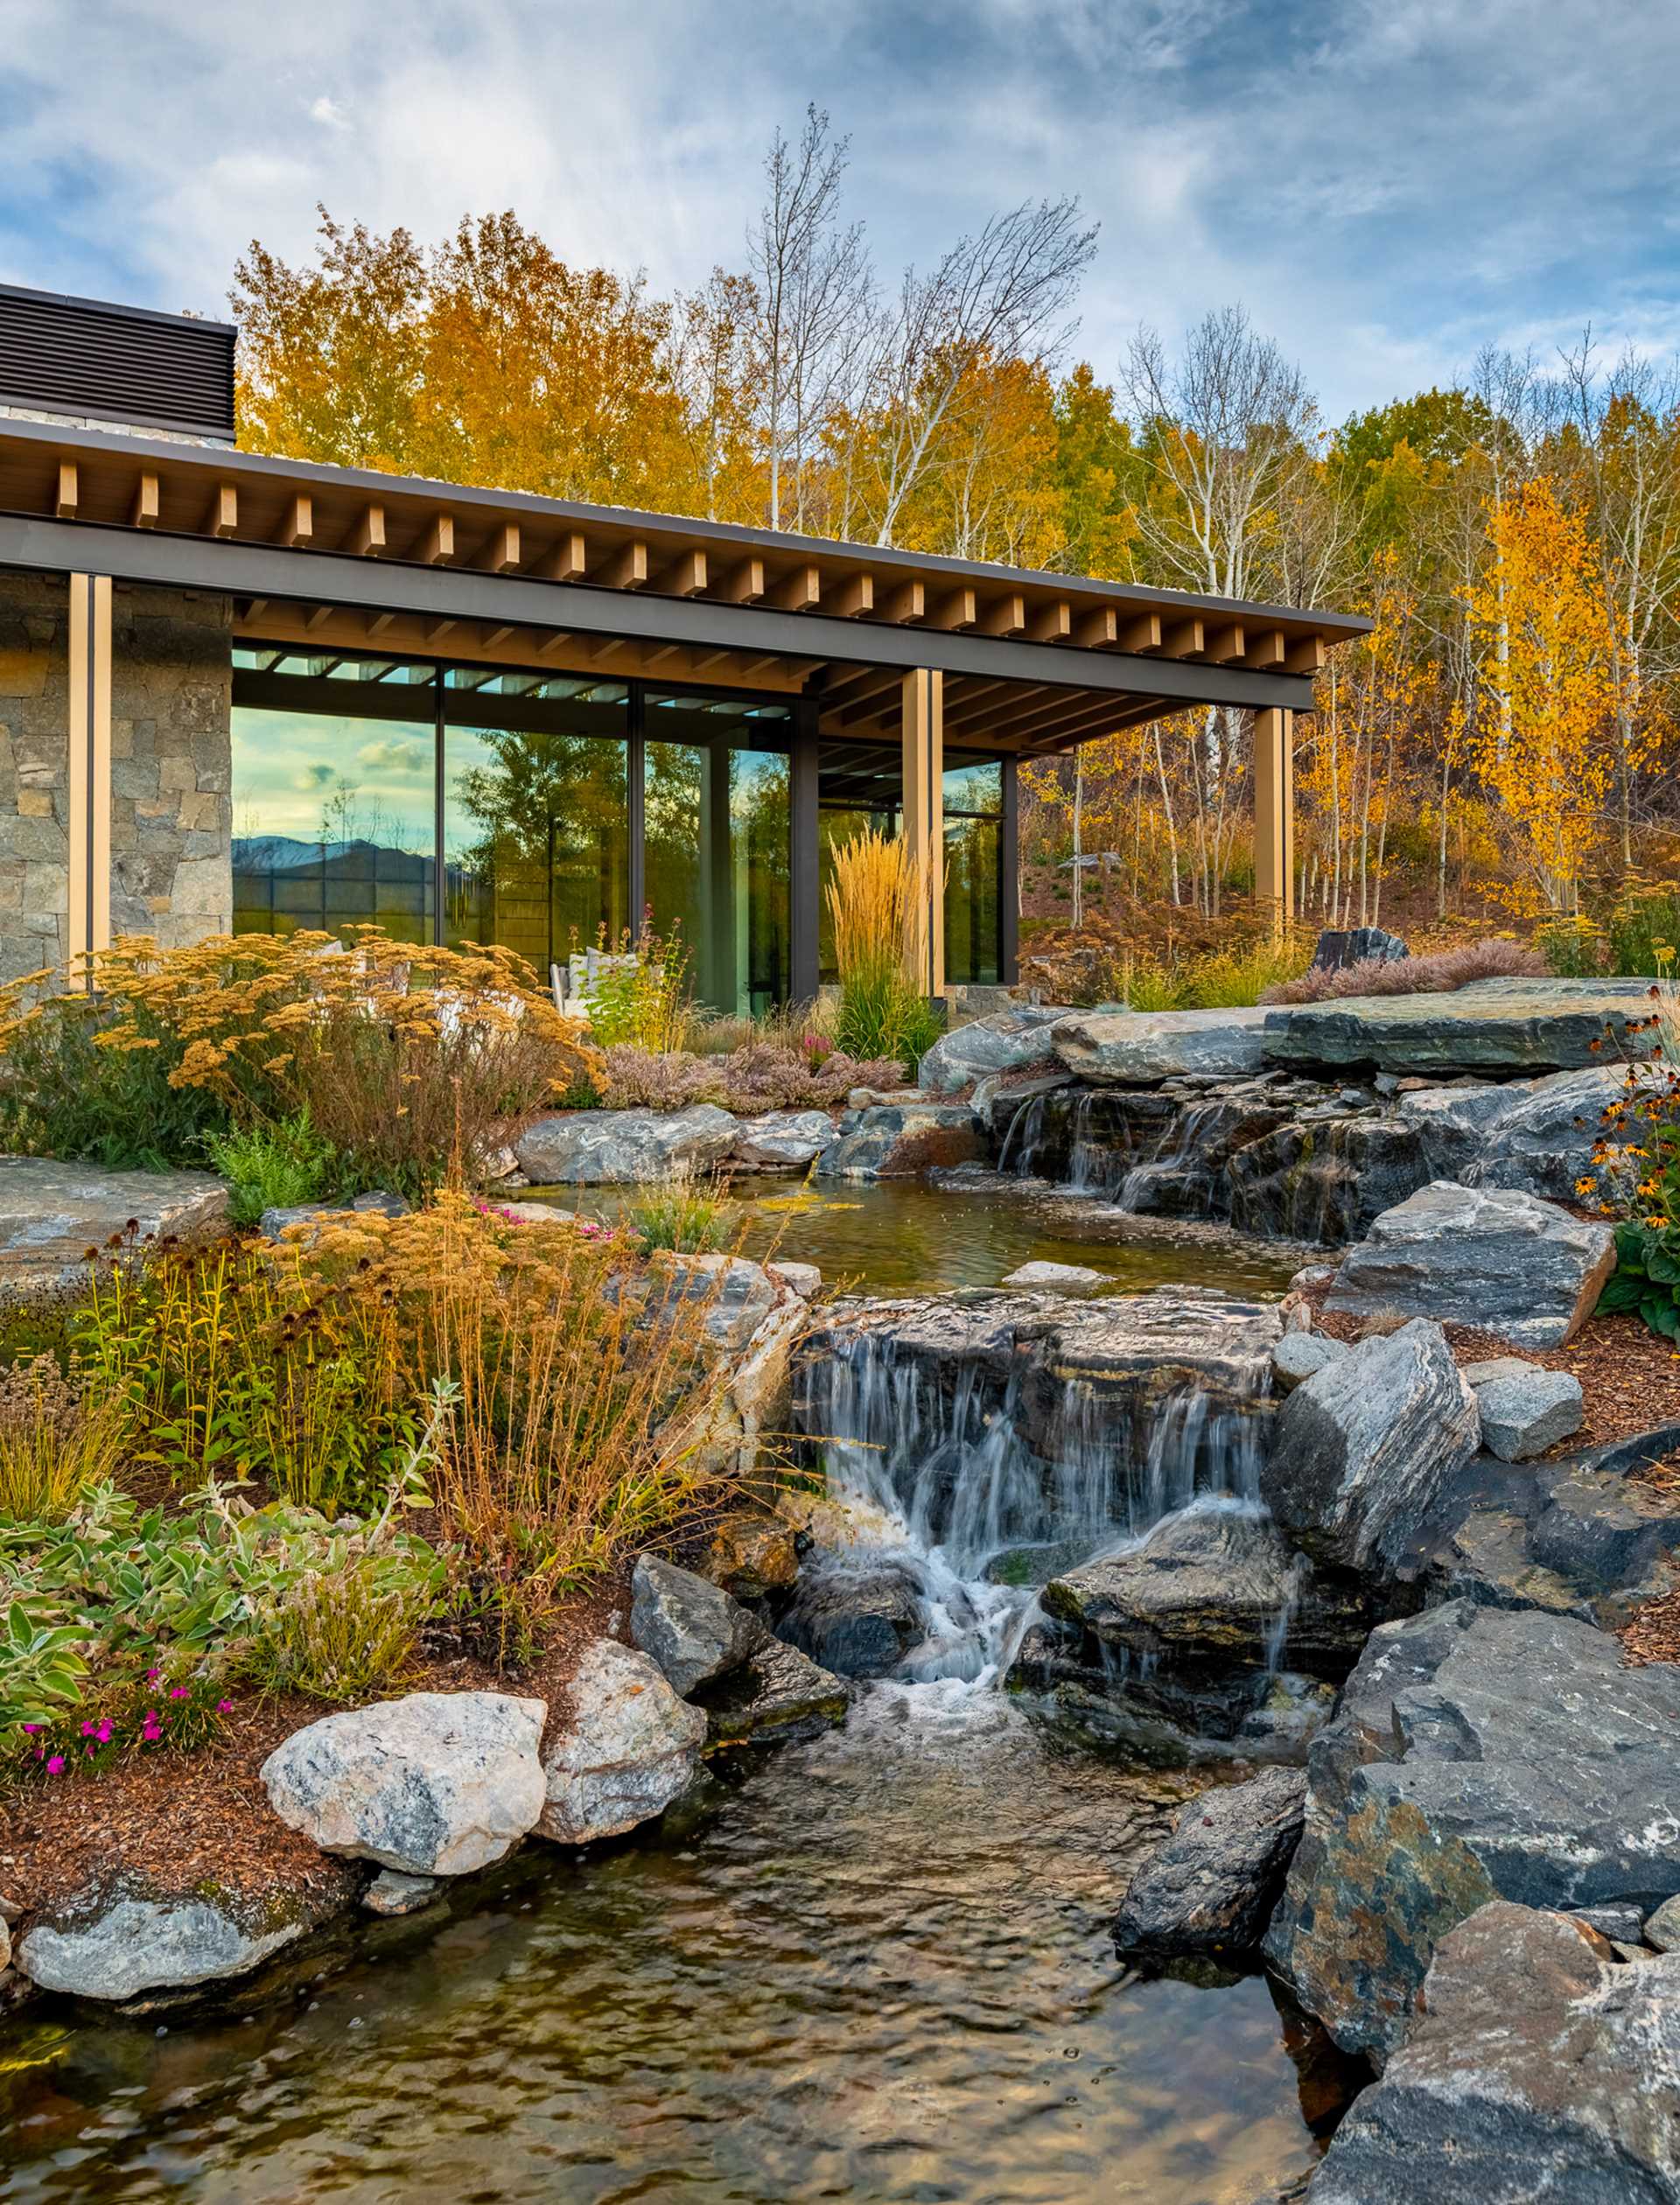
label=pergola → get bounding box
[0,412,1371,990]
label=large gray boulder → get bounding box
[1051,1005,1269,1084]
[630,1554,765,1697]
[18,1895,305,2001]
[1310,926,1409,970]
[1303,1901,1680,2203]
[537,1638,706,1844]
[1466,1063,1627,1202]
[777,1558,926,1678]
[515,1104,738,1184]
[1425,1452,1680,1628]
[1113,1768,1307,1957]
[730,1109,836,1169]
[1259,1320,1480,1576]
[0,1156,228,1299]
[918,1005,1066,1095]
[816,1102,983,1180]
[1262,976,1659,1077]
[1325,1181,1615,1349]
[696,1635,850,1748]
[1265,1602,1680,2059]
[261,1691,547,1875]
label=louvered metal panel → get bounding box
[0,284,235,442]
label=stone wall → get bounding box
[0,571,233,982]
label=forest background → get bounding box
[229,108,1680,976]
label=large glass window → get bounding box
[644,690,791,1016]
[816,744,903,984]
[944,757,1003,987]
[443,671,628,976]
[231,651,437,941]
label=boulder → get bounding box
[1050,1005,1269,1084]
[1113,1768,1308,1957]
[630,1554,765,1696]
[917,1005,1066,1095]
[18,1895,307,2002]
[261,1691,547,1875]
[1259,1320,1480,1576]
[1309,926,1409,970]
[1000,1259,1105,1293]
[1466,1063,1626,1202]
[1424,1456,1680,1628]
[696,1634,850,1747]
[777,1559,925,1678]
[1265,1601,1680,2059]
[704,1510,802,1601]
[1326,1182,1615,1350]
[537,1638,707,1844]
[650,1256,805,1483]
[258,1188,409,1242]
[816,1102,984,1180]
[1262,977,1660,1078]
[360,1870,441,1917]
[0,1156,228,1300]
[514,1104,738,1184]
[1648,1895,1680,1953]
[730,1110,836,1170]
[1301,1901,1680,2204]
[766,1259,822,1298]
[1270,1333,1349,1394]
[1472,1366,1584,1461]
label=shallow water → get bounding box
[0,1687,1348,2205]
[536,1174,1299,1299]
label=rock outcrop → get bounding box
[261,1691,548,1876]
[1262,977,1658,1077]
[816,1101,984,1179]
[515,1104,738,1184]
[630,1554,766,1696]
[777,1558,926,1678]
[0,1156,228,1300]
[1259,1320,1480,1577]
[730,1110,836,1169]
[1302,1902,1680,2204]
[1265,1602,1680,2059]
[538,1639,707,1844]
[696,1635,850,1747]
[1051,1006,1269,1084]
[1114,1768,1308,1958]
[1325,1182,1615,1349]
[918,1004,1065,1095]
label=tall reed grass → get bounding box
[825,829,942,1069]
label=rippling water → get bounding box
[0,1686,1347,2205]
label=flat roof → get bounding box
[0,412,1371,753]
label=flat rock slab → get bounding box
[730,1110,836,1169]
[1326,1181,1615,1350]
[1265,1600,1680,2060]
[1304,1901,1680,2205]
[0,1156,228,1297]
[1000,1259,1105,1293]
[515,1104,738,1184]
[1051,1006,1269,1084]
[1114,1767,1307,1957]
[18,1894,305,2001]
[1262,977,1659,1077]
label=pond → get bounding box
[0,1684,1353,2205]
[528,1173,1302,1300]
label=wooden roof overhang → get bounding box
[0,416,1371,756]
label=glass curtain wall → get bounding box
[644,690,791,1017]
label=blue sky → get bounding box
[2,0,1676,424]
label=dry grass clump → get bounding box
[826,829,942,1068]
[0,1356,128,1522]
[1262,935,1547,1006]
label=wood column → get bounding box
[67,573,113,982]
[901,668,944,997]
[788,700,820,1004]
[999,754,1020,984]
[1253,705,1294,927]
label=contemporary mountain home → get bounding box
[0,282,1369,1010]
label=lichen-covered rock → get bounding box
[1265,1602,1680,2060]
[630,1554,766,1697]
[696,1635,850,1747]
[1051,1005,1269,1084]
[918,1006,1066,1095]
[537,1639,706,1844]
[1114,1768,1307,1957]
[515,1104,738,1184]
[18,1895,305,2001]
[1259,1320,1480,1576]
[730,1110,836,1169]
[1303,1901,1680,2204]
[816,1102,983,1180]
[1325,1182,1615,1350]
[262,1691,547,1875]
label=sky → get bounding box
[2,0,1677,426]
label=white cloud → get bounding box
[308,94,351,132]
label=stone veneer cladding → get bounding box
[0,570,233,982]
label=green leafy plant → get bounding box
[581,922,693,1052]
[204,1110,343,1228]
[1599,1221,1680,1340]
[623,1173,736,1255]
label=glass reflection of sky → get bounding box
[232,710,435,854]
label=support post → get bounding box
[66,573,113,984]
[789,699,820,1004]
[999,754,1019,985]
[900,668,945,998]
[1253,705,1294,929]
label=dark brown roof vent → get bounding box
[0,283,236,444]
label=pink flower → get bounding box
[80,1720,95,1737]
[216,1699,234,1714]
[94,1720,112,1743]
[46,1754,64,1774]
[20,1723,38,1734]
[168,1686,189,1700]
[145,1668,160,1682]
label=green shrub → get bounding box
[623,1175,735,1255]
[1600,1222,1680,1341]
[204,1110,343,1228]
[582,924,693,1052]
[0,983,230,1170]
[1607,890,1680,978]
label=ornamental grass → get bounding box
[825,828,943,1068]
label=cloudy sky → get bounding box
[2,0,1676,424]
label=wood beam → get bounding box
[54,463,78,520]
[1073,606,1117,650]
[718,556,765,605]
[979,689,1125,749]
[479,523,521,574]
[1027,599,1072,645]
[1162,618,1204,657]
[979,592,1027,638]
[826,572,874,619]
[1284,635,1326,676]
[368,612,397,638]
[645,642,682,668]
[546,532,587,583]
[536,632,574,658]
[347,504,387,558]
[927,587,977,632]
[900,668,944,997]
[276,494,313,549]
[1205,624,1246,665]
[1254,705,1293,925]
[877,579,925,625]
[942,680,1044,734]
[66,574,112,971]
[767,564,821,612]
[690,649,734,674]
[1246,629,1286,670]
[836,688,903,730]
[938,678,1011,729]
[1021,696,1173,753]
[417,514,455,565]
[654,549,707,597]
[597,540,648,591]
[304,605,334,632]
[592,635,627,662]
[130,472,160,529]
[424,616,457,644]
[481,623,517,652]
[206,483,238,538]
[1119,613,1163,654]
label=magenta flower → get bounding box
[94,1720,112,1743]
[21,1723,38,1734]
[145,1667,160,1682]
[216,1699,234,1714]
[46,1754,64,1774]
[168,1686,189,1700]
